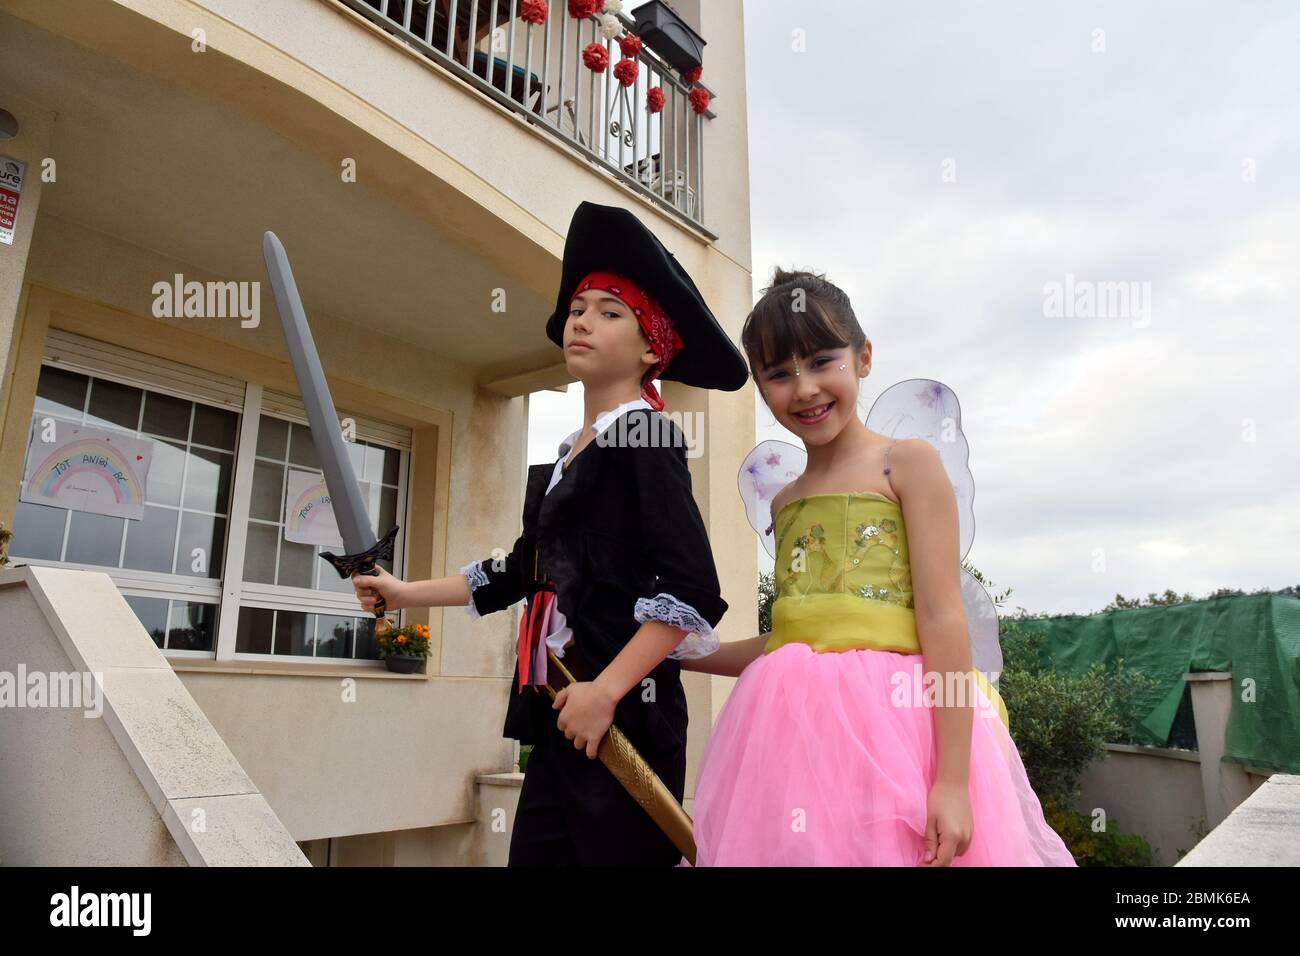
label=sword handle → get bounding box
[320,526,399,638]
[359,566,387,615]
[358,567,394,637]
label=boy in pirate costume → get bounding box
[353,201,747,865]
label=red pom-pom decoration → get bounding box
[618,34,643,58]
[646,86,665,113]
[568,0,599,18]
[582,42,609,73]
[613,57,639,87]
[521,0,548,25]
[689,86,710,113]
[683,65,703,85]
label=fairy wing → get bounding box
[864,379,1002,681]
[864,379,975,555]
[737,439,807,560]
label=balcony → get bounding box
[340,0,715,232]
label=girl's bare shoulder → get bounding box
[884,437,947,501]
[769,478,805,524]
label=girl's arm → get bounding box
[892,439,974,786]
[679,633,770,676]
[682,492,787,676]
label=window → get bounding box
[10,335,411,666]
[13,364,236,652]
[235,413,406,660]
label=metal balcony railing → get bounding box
[338,0,715,233]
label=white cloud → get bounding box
[740,0,1300,613]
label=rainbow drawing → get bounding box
[283,470,370,547]
[287,477,336,539]
[21,425,152,520]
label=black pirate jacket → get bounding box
[462,408,728,759]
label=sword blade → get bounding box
[262,231,375,556]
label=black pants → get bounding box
[507,690,686,867]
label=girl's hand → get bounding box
[351,567,408,612]
[920,779,973,866]
[553,681,618,759]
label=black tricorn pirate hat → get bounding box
[545,201,749,392]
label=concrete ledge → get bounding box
[1104,742,1201,763]
[0,566,307,865]
[1176,774,1300,866]
[471,771,524,865]
[163,793,307,866]
[477,771,524,788]
[171,658,430,680]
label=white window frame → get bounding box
[23,331,412,668]
[21,339,244,658]
[214,382,412,667]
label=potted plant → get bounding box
[631,0,705,75]
[377,622,430,673]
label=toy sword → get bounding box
[262,231,398,636]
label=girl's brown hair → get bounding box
[740,267,867,378]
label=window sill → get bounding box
[168,657,429,680]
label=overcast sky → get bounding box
[529,0,1299,616]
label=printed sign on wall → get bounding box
[283,469,372,548]
[21,420,154,520]
[0,156,25,246]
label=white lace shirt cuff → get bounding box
[633,592,720,660]
[459,561,489,620]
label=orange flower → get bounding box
[396,635,407,644]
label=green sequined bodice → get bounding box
[773,492,913,608]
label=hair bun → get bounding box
[766,266,824,293]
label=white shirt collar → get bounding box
[556,397,654,458]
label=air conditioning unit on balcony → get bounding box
[660,169,696,217]
[625,154,695,217]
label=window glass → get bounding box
[13,365,238,586]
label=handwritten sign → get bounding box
[21,420,153,520]
[283,469,372,548]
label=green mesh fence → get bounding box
[1007,593,1300,773]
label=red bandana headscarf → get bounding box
[572,270,684,411]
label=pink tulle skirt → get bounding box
[689,642,1078,866]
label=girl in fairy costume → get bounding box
[682,267,1076,866]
